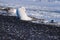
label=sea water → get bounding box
[26,7,60,22]
[0,7,60,23]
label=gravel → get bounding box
[0,15,60,40]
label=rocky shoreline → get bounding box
[0,15,60,40]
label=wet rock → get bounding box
[0,15,60,40]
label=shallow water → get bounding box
[26,8,60,22]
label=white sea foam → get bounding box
[18,7,32,21]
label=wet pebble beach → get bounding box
[0,15,60,40]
